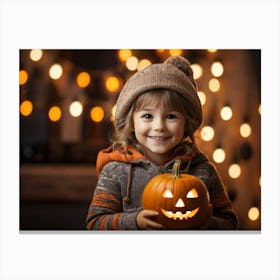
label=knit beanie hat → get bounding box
[115,55,203,134]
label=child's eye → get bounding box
[141,114,153,119]
[166,114,178,119]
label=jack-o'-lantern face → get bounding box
[142,160,211,229]
[161,188,200,220]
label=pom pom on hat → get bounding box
[115,56,202,134]
[164,56,197,90]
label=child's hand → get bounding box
[136,210,165,230]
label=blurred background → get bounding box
[19,49,261,230]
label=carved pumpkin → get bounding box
[142,159,212,229]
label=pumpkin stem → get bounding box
[171,160,182,178]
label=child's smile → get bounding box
[133,107,186,165]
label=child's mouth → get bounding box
[148,136,170,141]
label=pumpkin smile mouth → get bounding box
[161,207,199,220]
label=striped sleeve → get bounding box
[86,164,138,230]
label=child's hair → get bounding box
[112,89,196,151]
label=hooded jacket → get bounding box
[86,146,239,230]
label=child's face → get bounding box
[133,105,186,165]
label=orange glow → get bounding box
[105,76,120,93]
[77,72,91,88]
[20,100,33,116]
[48,106,62,122]
[19,70,28,85]
[169,49,183,56]
[90,106,104,122]
[118,49,132,62]
[208,49,218,53]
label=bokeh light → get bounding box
[77,72,91,88]
[48,106,62,122]
[213,148,226,163]
[228,163,241,179]
[248,207,260,221]
[220,106,233,120]
[207,49,218,53]
[20,100,33,116]
[211,61,224,77]
[197,91,206,106]
[118,49,132,62]
[200,126,215,141]
[137,59,152,71]
[191,64,203,80]
[209,78,220,92]
[69,101,83,117]
[90,106,105,123]
[19,70,28,85]
[105,76,121,93]
[30,49,43,62]
[49,64,63,80]
[240,123,252,138]
[126,56,138,71]
[169,49,183,56]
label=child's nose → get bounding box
[153,118,165,130]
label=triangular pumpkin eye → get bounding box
[186,188,198,198]
[163,189,174,198]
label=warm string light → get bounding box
[118,49,132,62]
[169,49,183,56]
[228,163,241,179]
[77,72,91,88]
[126,56,138,71]
[90,106,105,123]
[48,106,62,122]
[213,148,226,163]
[248,207,260,221]
[69,101,83,117]
[49,64,63,80]
[197,91,206,106]
[137,59,152,71]
[200,126,215,141]
[240,123,252,138]
[220,106,232,121]
[105,76,121,93]
[191,64,203,80]
[211,61,224,77]
[209,78,220,92]
[19,70,28,85]
[30,49,43,62]
[207,49,218,53]
[20,100,33,116]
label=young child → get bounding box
[86,55,239,230]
